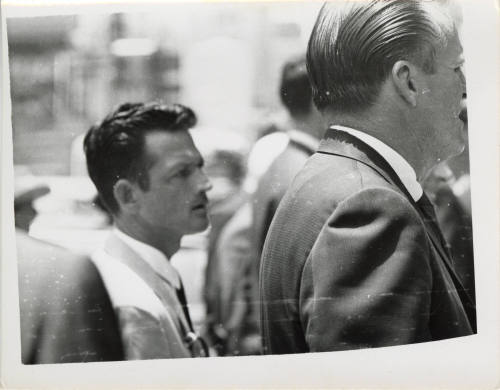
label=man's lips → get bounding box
[191,198,208,211]
[459,107,467,123]
[459,97,467,124]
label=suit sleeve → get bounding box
[21,253,124,363]
[115,306,191,360]
[299,187,433,351]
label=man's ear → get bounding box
[391,60,419,107]
[113,179,139,214]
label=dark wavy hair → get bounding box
[280,56,313,117]
[83,102,197,214]
[307,0,456,112]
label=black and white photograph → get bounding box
[1,0,499,388]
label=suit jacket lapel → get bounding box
[317,128,476,328]
[104,234,193,336]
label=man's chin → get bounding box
[449,121,467,155]
[442,138,466,163]
[188,217,210,235]
[456,124,467,154]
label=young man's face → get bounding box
[134,130,212,239]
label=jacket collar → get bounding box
[329,125,422,201]
[287,129,320,156]
[318,127,416,202]
[106,229,181,289]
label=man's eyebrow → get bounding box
[166,155,203,171]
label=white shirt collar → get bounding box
[287,129,320,153]
[113,227,181,289]
[331,125,423,201]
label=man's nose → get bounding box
[459,67,466,91]
[198,170,213,192]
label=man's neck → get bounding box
[322,108,433,182]
[114,218,181,259]
[289,111,325,140]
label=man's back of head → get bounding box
[280,56,324,139]
[306,0,466,179]
[280,56,313,119]
[307,0,458,113]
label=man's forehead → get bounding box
[145,130,194,150]
[437,31,464,64]
[144,130,202,162]
[166,148,203,162]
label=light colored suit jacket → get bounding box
[92,233,193,359]
[260,129,476,354]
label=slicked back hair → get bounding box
[83,102,197,215]
[307,0,457,112]
[280,56,313,117]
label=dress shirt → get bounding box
[287,129,320,153]
[331,125,423,201]
[114,228,181,289]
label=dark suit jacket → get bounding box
[259,129,476,354]
[17,231,123,363]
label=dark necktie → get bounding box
[416,192,453,259]
[175,280,209,357]
[175,280,194,332]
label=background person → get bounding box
[17,229,124,364]
[13,167,50,231]
[203,56,325,355]
[14,171,123,364]
[202,126,288,356]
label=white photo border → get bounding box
[1,0,499,388]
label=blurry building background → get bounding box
[7,2,322,175]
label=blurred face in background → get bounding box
[203,150,245,204]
